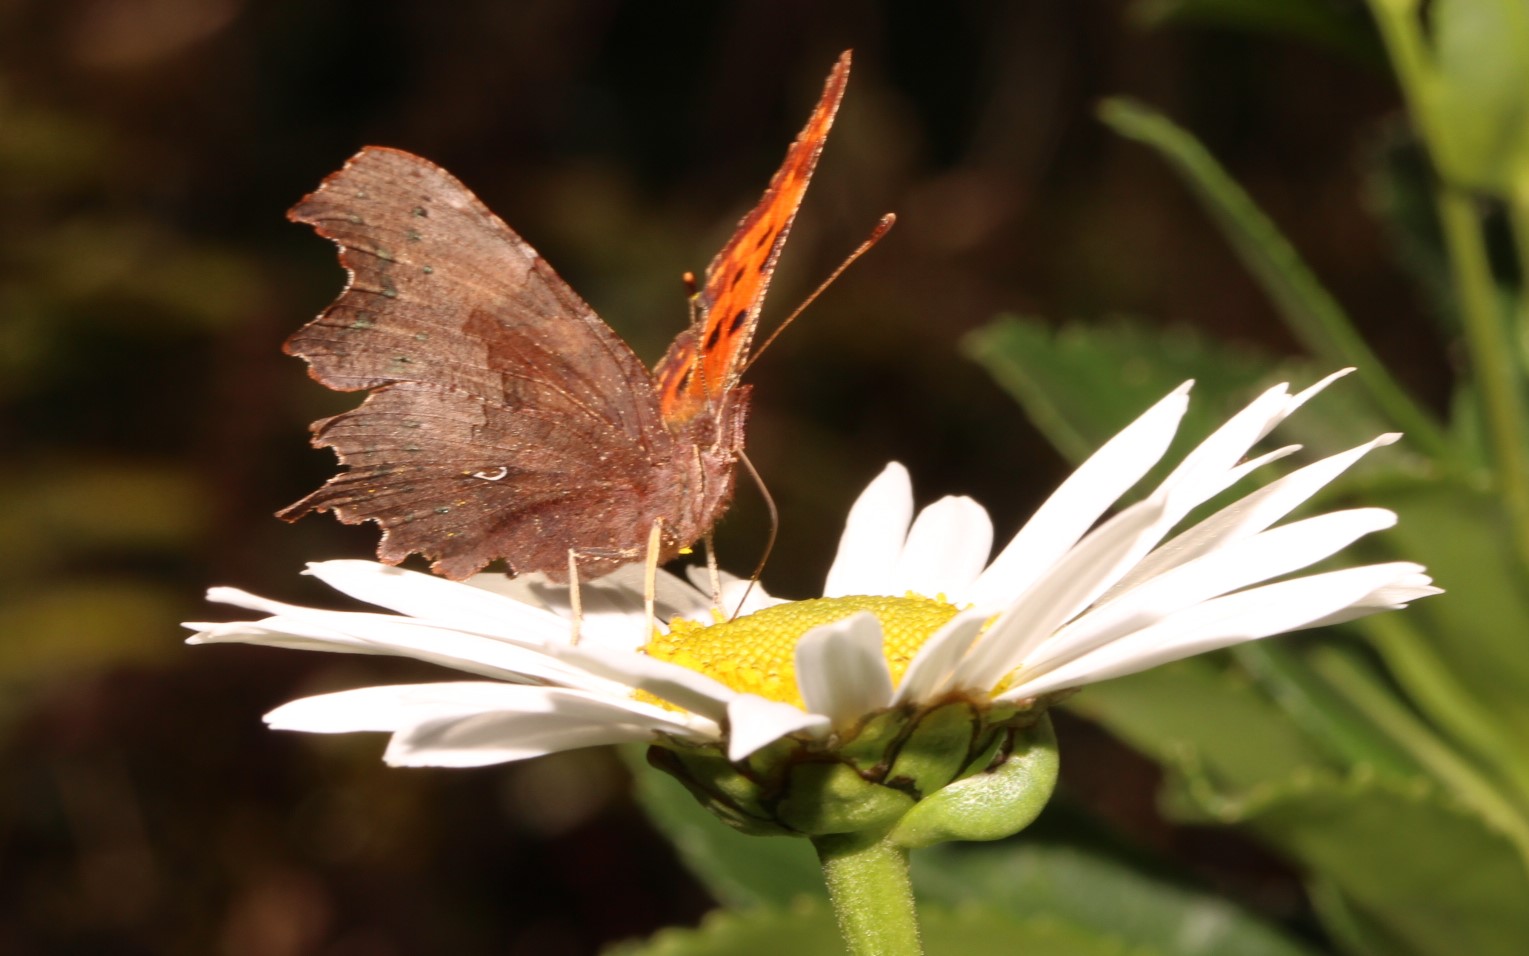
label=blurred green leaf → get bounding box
[1364,484,1529,767]
[1428,0,1529,194]
[605,897,1172,956]
[1133,0,1385,68]
[1307,875,1427,956]
[1097,98,1447,456]
[0,462,206,576]
[914,839,1324,956]
[20,219,262,331]
[602,902,843,956]
[962,315,1273,467]
[0,579,181,685]
[1232,642,1422,778]
[1067,656,1334,792]
[0,99,112,191]
[623,746,826,909]
[963,316,1426,508]
[1176,768,1529,956]
[1361,124,1458,335]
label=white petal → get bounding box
[968,382,1190,608]
[463,565,709,637]
[304,562,570,646]
[1003,562,1424,699]
[189,601,611,690]
[893,610,988,705]
[1023,507,1400,679]
[188,616,583,685]
[888,496,994,599]
[795,613,894,727]
[588,564,717,620]
[550,642,737,722]
[951,496,1171,691]
[386,716,659,767]
[726,695,830,761]
[266,682,712,767]
[1109,434,1399,596]
[186,616,376,654]
[1149,372,1349,526]
[1297,573,1441,628]
[1151,383,1295,518]
[385,697,709,767]
[683,567,788,620]
[1288,367,1354,411]
[824,463,915,597]
[264,682,519,733]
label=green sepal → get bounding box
[836,707,909,774]
[647,744,794,836]
[885,701,979,797]
[890,715,1059,849]
[776,760,916,836]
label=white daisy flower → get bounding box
[188,371,1437,807]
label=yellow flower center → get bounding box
[643,594,961,709]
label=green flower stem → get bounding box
[1506,181,1529,400]
[1367,1,1442,150]
[1096,97,1449,459]
[1370,0,1529,570]
[1436,185,1529,570]
[813,827,923,956]
[1310,645,1529,867]
[1361,610,1529,811]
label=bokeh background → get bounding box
[1,2,1446,953]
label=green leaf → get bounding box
[1307,876,1427,956]
[913,839,1324,956]
[1361,124,1458,336]
[1096,98,1447,456]
[602,901,844,956]
[1175,769,1529,956]
[0,461,206,576]
[0,580,181,685]
[1067,656,1335,792]
[604,898,1173,956]
[1231,641,1422,779]
[1429,0,1529,194]
[962,315,1274,467]
[964,316,1418,472]
[1363,483,1529,768]
[1132,0,1386,68]
[623,746,826,909]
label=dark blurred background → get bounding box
[1,1,1441,953]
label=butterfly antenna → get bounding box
[730,450,779,620]
[742,213,895,375]
[567,550,583,646]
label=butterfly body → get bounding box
[280,53,849,581]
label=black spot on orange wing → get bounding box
[654,51,851,427]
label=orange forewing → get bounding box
[656,51,850,425]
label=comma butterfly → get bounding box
[278,51,851,581]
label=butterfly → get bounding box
[278,51,851,582]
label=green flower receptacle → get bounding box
[890,713,1058,849]
[649,701,1059,845]
[775,760,917,835]
[646,744,797,837]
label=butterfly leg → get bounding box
[642,518,665,639]
[566,550,583,646]
[702,533,723,609]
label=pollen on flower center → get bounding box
[643,594,961,708]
